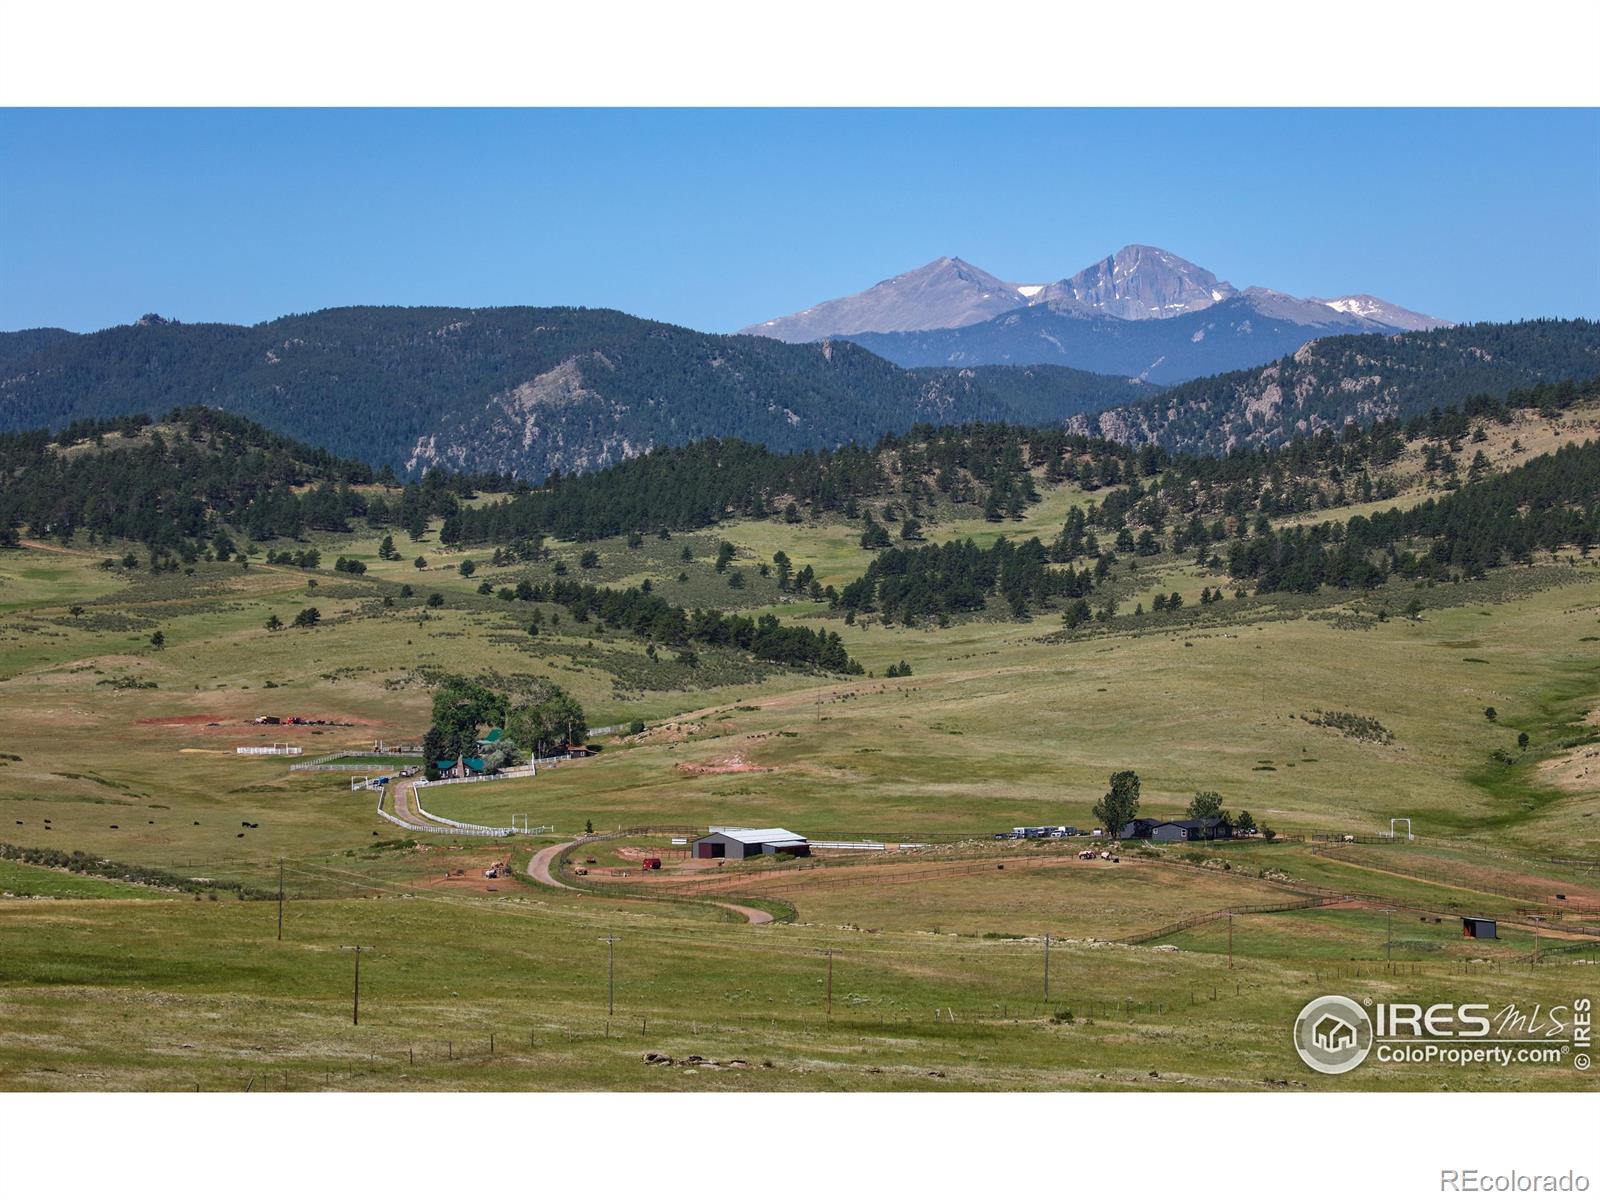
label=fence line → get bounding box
[373,782,515,838]
[407,783,516,837]
[1122,896,1343,945]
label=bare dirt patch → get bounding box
[630,720,703,746]
[413,846,520,894]
[677,752,770,776]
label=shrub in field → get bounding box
[1298,710,1394,744]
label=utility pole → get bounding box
[598,936,621,1015]
[1382,908,1394,966]
[342,945,367,1025]
[819,948,836,1015]
[1043,933,1051,1001]
[277,859,284,941]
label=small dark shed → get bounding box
[1461,917,1498,939]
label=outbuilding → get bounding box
[692,827,810,860]
[1462,917,1499,939]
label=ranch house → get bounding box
[435,754,488,779]
[1119,816,1233,842]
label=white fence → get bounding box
[236,744,302,756]
[405,782,518,837]
[810,840,888,851]
[374,784,516,838]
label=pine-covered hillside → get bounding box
[1068,319,1600,454]
[0,307,1150,481]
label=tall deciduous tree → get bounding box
[1093,770,1141,837]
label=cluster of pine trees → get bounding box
[443,423,1164,547]
[1225,439,1599,593]
[528,578,860,674]
[0,407,513,554]
[836,536,1097,622]
[0,407,381,551]
[1077,379,1599,566]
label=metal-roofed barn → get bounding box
[692,827,810,860]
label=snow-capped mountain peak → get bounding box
[1313,294,1450,332]
[1032,245,1239,321]
[741,246,1450,346]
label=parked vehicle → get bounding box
[642,857,662,870]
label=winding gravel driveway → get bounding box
[526,841,772,924]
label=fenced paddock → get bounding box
[372,781,517,838]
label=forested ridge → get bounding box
[0,305,1151,480]
[825,378,1600,623]
[1070,319,1600,455]
[1224,438,1599,593]
[0,407,505,553]
[440,423,1161,545]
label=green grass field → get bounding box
[2,461,1597,1091]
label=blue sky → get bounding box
[2,108,1596,333]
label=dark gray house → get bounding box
[1119,816,1233,842]
[692,827,810,860]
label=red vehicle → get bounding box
[642,857,662,870]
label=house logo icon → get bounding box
[1293,995,1373,1074]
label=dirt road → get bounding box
[528,841,578,889]
[526,841,771,923]
[387,781,463,835]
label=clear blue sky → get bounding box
[2,108,1596,334]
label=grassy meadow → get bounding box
[2,430,1598,1091]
